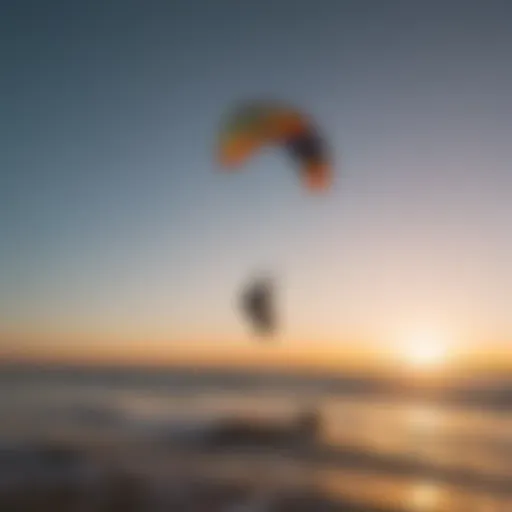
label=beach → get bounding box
[1,366,511,511]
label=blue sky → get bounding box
[1,1,511,360]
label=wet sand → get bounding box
[0,472,401,512]
[2,367,512,512]
[2,430,511,512]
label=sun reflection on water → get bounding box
[409,481,442,511]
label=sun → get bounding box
[401,331,449,371]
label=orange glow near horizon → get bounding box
[1,327,512,376]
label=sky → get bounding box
[1,1,511,365]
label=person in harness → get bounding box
[241,276,277,337]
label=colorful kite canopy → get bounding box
[217,100,332,191]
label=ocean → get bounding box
[0,365,511,511]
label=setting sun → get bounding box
[401,331,449,371]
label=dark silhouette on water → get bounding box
[205,407,321,448]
